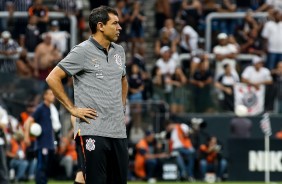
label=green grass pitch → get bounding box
[26,181,282,184]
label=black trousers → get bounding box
[80,136,128,184]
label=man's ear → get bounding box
[97,22,104,32]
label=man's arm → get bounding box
[46,66,97,123]
[121,76,128,106]
[23,116,34,147]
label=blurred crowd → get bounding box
[1,0,282,183]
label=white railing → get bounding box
[205,12,268,52]
[179,53,258,63]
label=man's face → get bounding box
[44,34,52,44]
[219,38,227,45]
[254,62,263,70]
[44,89,55,103]
[103,13,122,42]
[277,62,282,72]
[3,38,9,44]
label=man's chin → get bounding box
[111,36,119,42]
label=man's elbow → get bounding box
[45,71,56,87]
[45,73,52,85]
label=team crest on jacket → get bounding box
[114,54,122,67]
[85,138,95,151]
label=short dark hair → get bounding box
[89,6,118,34]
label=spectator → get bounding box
[199,136,227,182]
[129,1,146,57]
[178,0,202,31]
[128,63,144,125]
[6,130,29,183]
[1,0,15,34]
[132,44,147,73]
[156,46,179,75]
[213,32,238,79]
[151,66,166,102]
[166,122,195,181]
[24,88,56,184]
[48,20,70,56]
[271,61,282,113]
[89,0,109,10]
[236,11,260,41]
[190,58,213,113]
[156,46,180,103]
[25,15,41,52]
[0,0,9,32]
[10,0,33,37]
[170,67,187,114]
[241,56,273,111]
[179,24,199,54]
[33,33,62,84]
[0,31,21,73]
[155,0,171,32]
[53,0,85,35]
[155,29,178,56]
[241,56,273,91]
[202,0,221,15]
[236,0,262,11]
[0,105,9,184]
[28,0,49,34]
[261,9,282,70]
[18,103,37,181]
[256,0,282,12]
[16,48,34,78]
[134,130,169,183]
[239,28,265,56]
[12,0,32,11]
[131,45,152,100]
[188,51,207,78]
[169,0,183,19]
[159,18,179,43]
[218,0,237,35]
[214,63,240,112]
[115,0,130,44]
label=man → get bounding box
[156,46,179,75]
[28,0,49,34]
[24,88,56,184]
[166,122,195,181]
[214,63,240,112]
[213,32,238,80]
[199,136,227,182]
[25,15,40,52]
[48,20,70,56]
[241,56,273,91]
[6,130,29,183]
[46,6,128,184]
[33,33,62,81]
[0,31,21,73]
[134,130,169,183]
[261,9,282,70]
[241,56,273,111]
